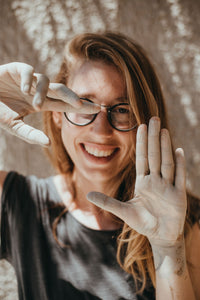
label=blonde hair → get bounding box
[43,32,187,293]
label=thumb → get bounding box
[4,119,50,147]
[87,192,157,235]
[87,191,126,219]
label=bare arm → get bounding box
[151,238,196,299]
[153,223,200,299]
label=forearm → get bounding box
[151,238,196,300]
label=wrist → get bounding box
[150,236,187,277]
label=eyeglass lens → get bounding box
[64,99,137,131]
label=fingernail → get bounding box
[33,95,43,110]
[149,117,160,135]
[23,84,30,94]
[150,117,160,127]
[150,116,160,123]
[37,133,50,146]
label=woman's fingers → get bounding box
[148,117,161,174]
[0,100,49,146]
[18,65,99,113]
[174,148,186,190]
[32,73,50,110]
[87,192,126,219]
[137,117,183,189]
[136,124,148,176]
[161,129,174,183]
[136,117,161,176]
[41,96,101,113]
[42,82,100,113]
[9,119,50,146]
[47,83,81,108]
[14,63,34,94]
[87,192,157,234]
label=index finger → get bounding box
[9,62,34,94]
[47,83,81,108]
[32,73,50,110]
[41,97,101,114]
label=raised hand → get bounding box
[0,62,99,146]
[87,117,187,248]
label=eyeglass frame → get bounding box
[64,98,138,132]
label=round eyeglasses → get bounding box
[64,98,138,132]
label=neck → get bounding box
[70,169,122,230]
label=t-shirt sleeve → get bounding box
[0,171,48,262]
[0,172,18,260]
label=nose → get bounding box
[90,110,113,136]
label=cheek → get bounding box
[131,133,136,157]
[60,117,83,159]
[120,133,136,177]
[60,118,75,152]
[121,131,136,158]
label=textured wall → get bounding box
[0,0,199,298]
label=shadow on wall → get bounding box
[119,0,200,195]
[0,0,199,192]
[0,1,199,297]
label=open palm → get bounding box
[87,117,187,247]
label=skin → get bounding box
[88,121,187,245]
[52,60,136,229]
[87,115,196,299]
[0,62,99,146]
[0,61,199,299]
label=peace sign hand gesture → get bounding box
[0,62,99,146]
[87,117,187,248]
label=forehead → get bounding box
[67,60,126,104]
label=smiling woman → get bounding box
[0,32,199,300]
[50,60,136,187]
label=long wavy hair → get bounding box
[43,32,191,293]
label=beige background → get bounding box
[0,0,199,299]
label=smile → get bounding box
[84,145,114,157]
[81,143,119,160]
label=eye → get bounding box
[117,107,129,114]
[112,105,130,114]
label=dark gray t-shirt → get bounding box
[0,172,155,300]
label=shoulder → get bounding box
[0,171,8,199]
[0,171,8,183]
[1,171,59,210]
[52,174,75,209]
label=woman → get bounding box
[0,32,199,300]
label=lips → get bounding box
[84,145,114,157]
[81,143,119,160]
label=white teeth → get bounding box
[84,145,115,157]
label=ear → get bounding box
[52,111,62,129]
